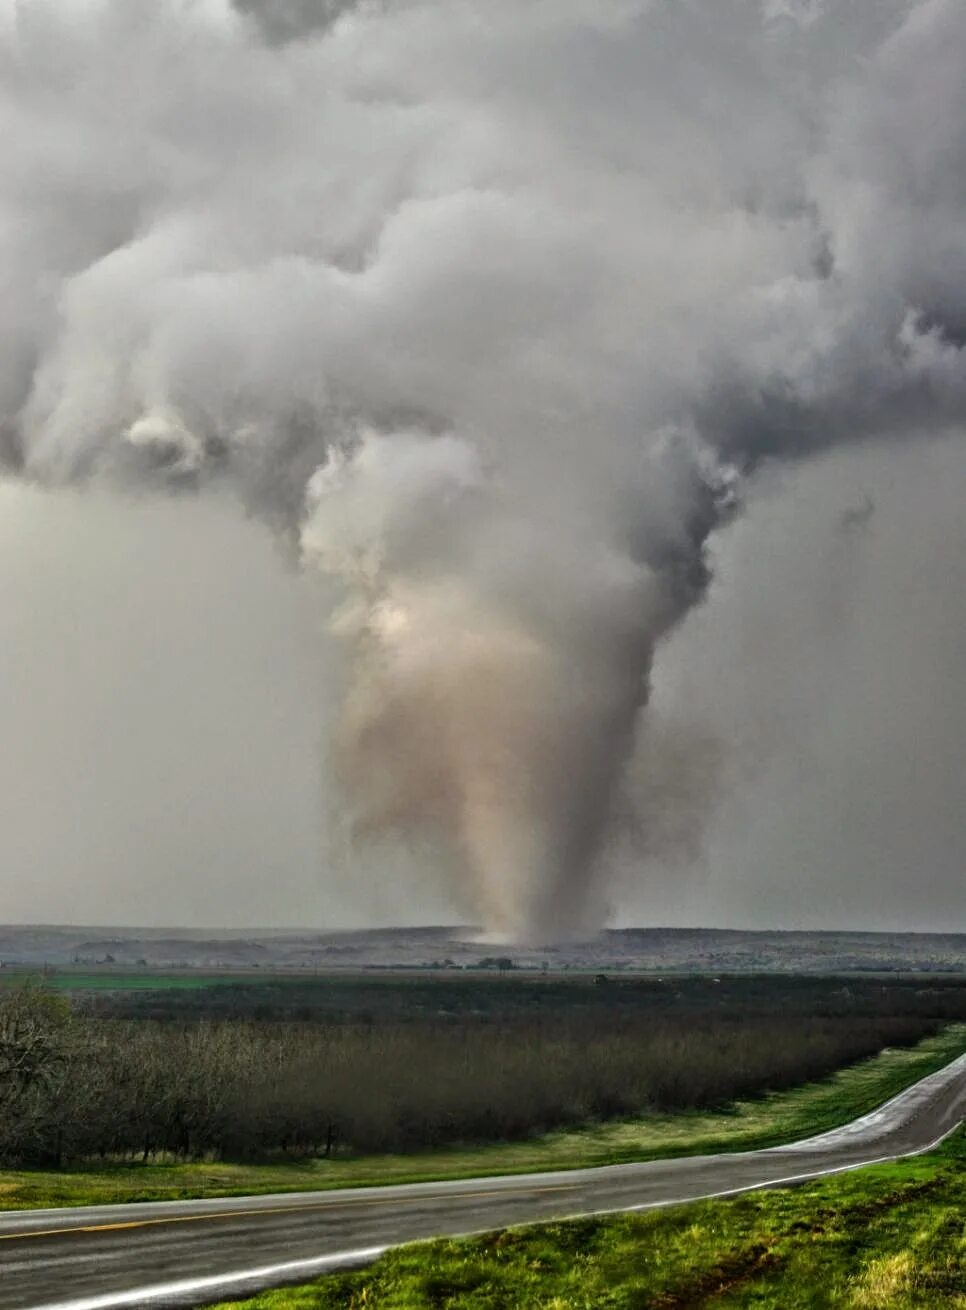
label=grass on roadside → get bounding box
[1,1025,962,1212]
[210,1125,966,1309]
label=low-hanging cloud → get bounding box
[1,0,965,938]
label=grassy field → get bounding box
[82,971,966,1023]
[1,1025,962,1212]
[0,969,239,991]
[211,1125,966,1309]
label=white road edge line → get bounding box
[30,1116,963,1310]
[27,1245,388,1310]
[597,1116,965,1218]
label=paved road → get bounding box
[2,1051,964,1310]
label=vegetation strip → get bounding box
[1,1019,962,1211]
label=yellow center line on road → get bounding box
[0,1182,580,1243]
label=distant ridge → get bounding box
[1,924,963,975]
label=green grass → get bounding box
[0,970,236,991]
[1,1026,962,1213]
[210,1127,966,1309]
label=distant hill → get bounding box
[0,923,963,974]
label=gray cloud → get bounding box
[0,0,964,935]
[635,432,966,932]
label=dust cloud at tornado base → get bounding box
[1,1,965,935]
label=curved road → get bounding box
[2,1051,964,1310]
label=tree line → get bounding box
[0,983,950,1167]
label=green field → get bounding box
[1,1026,962,1212]
[0,969,242,991]
[212,1125,966,1309]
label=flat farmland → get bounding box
[0,969,242,991]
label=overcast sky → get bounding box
[2,428,963,931]
[1,0,964,933]
[625,429,966,932]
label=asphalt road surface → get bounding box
[2,1051,964,1310]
